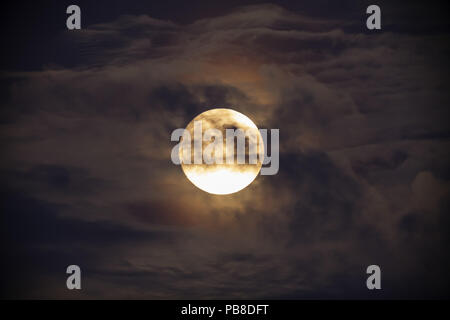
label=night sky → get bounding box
[1,0,449,299]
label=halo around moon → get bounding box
[180,108,264,195]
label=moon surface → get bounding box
[180,108,264,195]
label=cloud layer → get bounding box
[1,2,449,298]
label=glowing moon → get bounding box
[180,108,264,195]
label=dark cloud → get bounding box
[0,190,178,298]
[1,1,449,298]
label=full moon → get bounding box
[180,108,264,195]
